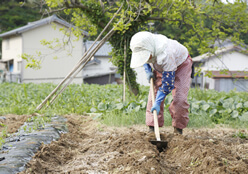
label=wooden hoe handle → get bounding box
[150,78,161,141]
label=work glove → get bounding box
[151,103,160,114]
[143,63,154,83]
[150,90,166,114]
[150,71,175,115]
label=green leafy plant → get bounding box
[233,131,248,139]
[0,83,248,128]
[0,123,7,149]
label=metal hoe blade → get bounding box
[150,140,168,152]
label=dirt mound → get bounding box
[163,132,248,173]
[0,114,31,134]
[17,115,248,174]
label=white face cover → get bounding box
[130,31,168,68]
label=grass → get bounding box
[0,83,247,129]
[0,123,7,148]
[100,110,146,127]
[233,130,248,139]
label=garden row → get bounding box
[0,83,247,127]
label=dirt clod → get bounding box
[1,114,248,173]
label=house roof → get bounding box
[193,44,248,63]
[85,58,101,67]
[0,15,88,38]
[85,41,113,57]
[208,71,248,79]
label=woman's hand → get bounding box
[151,103,160,114]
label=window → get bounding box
[6,59,14,72]
[9,62,13,72]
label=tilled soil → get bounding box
[0,114,32,134]
[1,114,248,174]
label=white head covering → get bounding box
[130,31,168,68]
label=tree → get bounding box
[22,0,248,93]
[0,0,41,32]
[0,0,41,58]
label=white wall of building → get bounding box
[204,76,215,90]
[21,23,84,84]
[1,35,22,61]
[1,35,22,72]
[197,51,248,91]
[202,52,248,71]
[82,57,115,78]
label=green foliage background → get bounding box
[41,0,248,92]
[0,0,40,32]
[1,0,248,93]
[0,83,247,128]
[0,0,41,58]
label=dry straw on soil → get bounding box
[2,114,248,174]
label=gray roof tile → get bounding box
[0,15,88,38]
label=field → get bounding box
[0,83,248,173]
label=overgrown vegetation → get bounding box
[0,83,247,129]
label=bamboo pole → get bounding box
[123,38,126,102]
[36,5,123,110]
[46,29,116,107]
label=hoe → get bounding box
[149,78,168,152]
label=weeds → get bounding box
[0,123,7,149]
[189,157,202,167]
[233,131,248,139]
